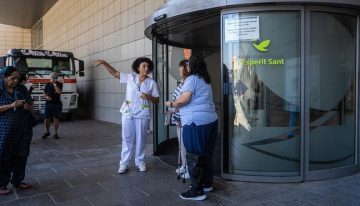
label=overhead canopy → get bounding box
[145,0,225,49]
[145,0,360,49]
[0,0,57,28]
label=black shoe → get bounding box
[180,188,206,201]
[42,132,50,139]
[53,134,60,139]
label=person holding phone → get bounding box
[42,72,63,139]
[11,73,34,190]
[0,66,32,195]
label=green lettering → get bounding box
[268,58,285,65]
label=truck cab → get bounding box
[0,49,84,119]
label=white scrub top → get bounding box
[119,72,159,119]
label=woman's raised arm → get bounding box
[94,60,120,79]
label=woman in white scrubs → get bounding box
[95,57,159,173]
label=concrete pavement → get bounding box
[0,119,360,205]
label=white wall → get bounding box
[42,0,165,123]
[0,24,31,56]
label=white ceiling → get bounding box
[0,0,57,28]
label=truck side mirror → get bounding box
[77,60,85,77]
[0,56,6,68]
[79,60,84,71]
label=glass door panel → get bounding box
[309,12,357,170]
[153,42,191,153]
[154,42,167,154]
[222,11,301,176]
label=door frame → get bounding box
[304,5,360,181]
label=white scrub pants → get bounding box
[120,116,150,167]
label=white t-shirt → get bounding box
[119,72,159,119]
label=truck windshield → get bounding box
[15,57,73,75]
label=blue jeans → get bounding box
[183,120,218,187]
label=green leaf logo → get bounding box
[252,40,271,52]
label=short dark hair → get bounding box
[2,66,19,78]
[131,57,154,74]
[188,55,211,84]
[178,59,189,77]
[19,73,28,83]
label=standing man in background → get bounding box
[42,72,63,139]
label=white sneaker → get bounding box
[138,163,147,172]
[182,172,190,179]
[175,165,187,174]
[117,164,128,174]
[203,186,213,192]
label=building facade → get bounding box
[0,24,31,56]
[40,0,165,122]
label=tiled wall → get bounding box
[0,24,31,56]
[42,0,165,123]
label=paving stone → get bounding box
[337,184,360,199]
[87,187,148,205]
[25,168,57,179]
[36,171,86,184]
[39,155,79,163]
[0,119,359,206]
[215,181,270,203]
[68,152,119,164]
[51,162,97,173]
[270,187,323,204]
[66,173,118,187]
[100,173,150,190]
[26,158,45,165]
[89,157,119,167]
[127,191,189,206]
[134,178,188,196]
[16,179,69,198]
[0,194,54,206]
[53,197,92,206]
[0,192,17,204]
[304,192,360,206]
[28,161,70,171]
[77,148,112,157]
[49,184,106,203]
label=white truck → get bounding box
[0,49,84,119]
